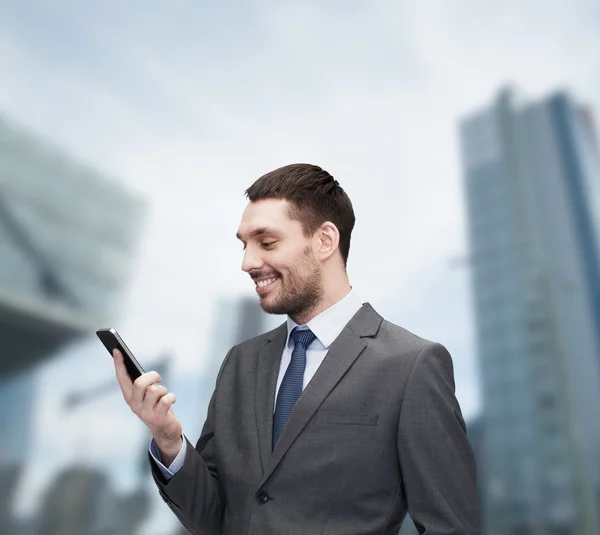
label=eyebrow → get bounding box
[236,227,280,242]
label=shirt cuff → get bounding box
[149,436,187,480]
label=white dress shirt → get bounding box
[150,288,363,479]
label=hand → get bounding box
[113,349,183,458]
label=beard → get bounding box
[259,246,323,319]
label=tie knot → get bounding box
[290,327,316,348]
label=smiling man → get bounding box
[113,163,480,535]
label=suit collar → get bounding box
[256,322,287,472]
[258,301,383,485]
[266,300,382,342]
[284,288,363,349]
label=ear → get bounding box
[313,221,339,262]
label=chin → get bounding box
[259,299,277,312]
[259,295,286,315]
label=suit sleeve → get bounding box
[149,434,188,478]
[397,343,481,534]
[149,346,235,535]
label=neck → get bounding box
[291,269,352,325]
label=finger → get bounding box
[130,371,163,413]
[155,392,177,416]
[113,349,133,400]
[143,384,169,411]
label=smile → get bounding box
[256,278,277,288]
[254,276,280,294]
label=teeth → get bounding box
[257,278,276,288]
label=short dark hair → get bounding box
[244,163,355,268]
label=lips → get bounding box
[254,276,279,294]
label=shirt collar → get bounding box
[285,287,363,349]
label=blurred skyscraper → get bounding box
[34,466,117,535]
[0,114,146,533]
[459,88,600,534]
[33,464,151,535]
[466,416,486,519]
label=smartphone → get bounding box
[96,328,145,382]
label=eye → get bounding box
[261,241,276,249]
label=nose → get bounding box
[241,246,263,273]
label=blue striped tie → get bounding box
[273,327,316,449]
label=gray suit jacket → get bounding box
[151,303,480,535]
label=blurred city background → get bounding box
[0,1,599,534]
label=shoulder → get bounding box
[368,313,439,356]
[365,313,454,378]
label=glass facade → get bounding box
[0,116,145,322]
[0,115,146,376]
[0,372,34,465]
[0,114,146,533]
[459,89,600,535]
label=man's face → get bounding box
[236,199,323,317]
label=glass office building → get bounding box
[0,115,145,377]
[0,114,146,533]
[459,88,600,535]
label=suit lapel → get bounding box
[258,302,382,487]
[255,322,287,472]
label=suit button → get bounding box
[255,491,269,504]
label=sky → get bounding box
[1,1,599,533]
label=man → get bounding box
[113,164,480,534]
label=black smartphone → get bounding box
[96,328,145,382]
